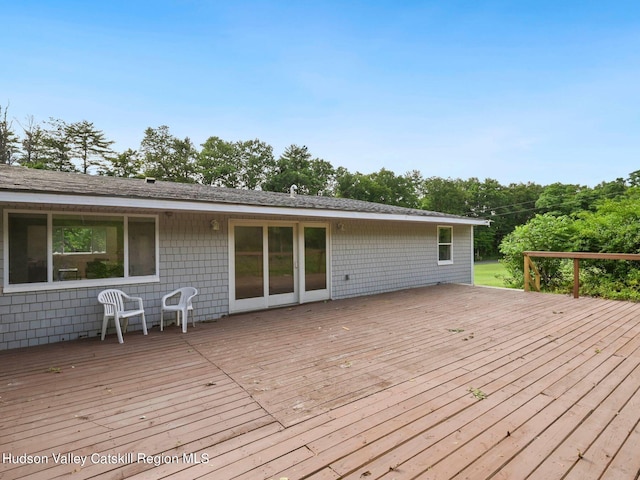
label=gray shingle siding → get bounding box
[331,221,472,299]
[159,211,229,324]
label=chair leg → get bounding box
[141,313,148,335]
[182,308,187,333]
[101,315,109,341]
[160,310,164,331]
[114,314,124,344]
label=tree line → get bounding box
[1,105,638,261]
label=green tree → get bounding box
[40,118,76,172]
[628,170,640,187]
[66,120,114,174]
[335,169,391,204]
[100,148,143,178]
[369,168,419,208]
[591,178,627,202]
[574,188,640,254]
[263,145,335,195]
[199,137,275,189]
[199,136,238,187]
[18,116,47,167]
[474,180,543,259]
[0,104,20,165]
[336,168,419,207]
[535,183,590,216]
[499,213,577,289]
[464,178,506,217]
[140,126,198,182]
[240,139,276,190]
[421,177,468,215]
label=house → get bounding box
[0,165,490,349]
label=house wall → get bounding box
[0,206,229,350]
[331,220,473,299]
[0,205,474,350]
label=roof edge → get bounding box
[1,191,491,226]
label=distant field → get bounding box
[474,261,510,288]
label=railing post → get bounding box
[524,251,640,299]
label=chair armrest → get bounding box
[161,290,179,307]
[186,293,197,303]
[122,293,144,311]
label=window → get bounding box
[6,211,158,290]
[438,226,453,264]
[52,215,124,281]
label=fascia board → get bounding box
[0,191,491,226]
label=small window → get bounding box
[438,226,453,264]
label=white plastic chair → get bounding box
[98,289,148,343]
[161,287,198,333]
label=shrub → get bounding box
[499,214,576,289]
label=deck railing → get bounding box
[523,251,640,298]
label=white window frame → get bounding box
[437,225,454,265]
[3,209,159,293]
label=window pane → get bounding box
[235,226,264,299]
[53,226,106,254]
[268,226,294,295]
[438,227,452,243]
[52,215,124,281]
[439,245,452,262]
[128,217,157,276]
[9,213,48,284]
[305,227,326,291]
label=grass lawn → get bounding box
[474,261,510,288]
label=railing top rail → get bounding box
[523,251,640,261]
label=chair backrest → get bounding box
[178,287,198,307]
[98,289,126,316]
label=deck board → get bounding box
[2,284,640,479]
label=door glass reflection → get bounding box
[268,226,294,295]
[304,227,326,291]
[235,226,263,299]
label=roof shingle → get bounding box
[1,165,486,223]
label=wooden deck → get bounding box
[2,284,640,480]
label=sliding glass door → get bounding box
[230,221,329,312]
[231,223,297,311]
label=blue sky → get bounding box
[2,1,640,186]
